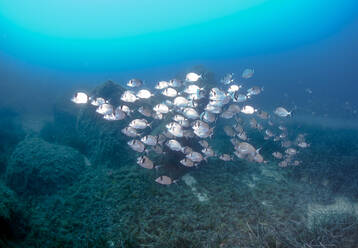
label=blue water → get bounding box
[1,0,358,119]
[1,1,358,247]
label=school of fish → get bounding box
[72,69,309,185]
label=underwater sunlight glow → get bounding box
[0,0,357,70]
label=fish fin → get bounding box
[256,148,262,154]
[228,91,235,99]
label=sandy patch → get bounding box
[307,197,358,229]
[182,174,209,202]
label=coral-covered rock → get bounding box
[0,181,28,243]
[75,80,133,167]
[6,137,85,195]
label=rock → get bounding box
[75,80,133,167]
[6,136,85,195]
[0,181,28,243]
[0,108,25,174]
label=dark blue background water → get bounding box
[0,0,357,122]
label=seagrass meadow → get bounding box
[0,1,358,247]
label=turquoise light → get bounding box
[0,0,267,39]
[0,0,357,71]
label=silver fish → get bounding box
[113,107,127,120]
[235,142,256,156]
[247,86,263,97]
[193,127,214,139]
[209,88,227,101]
[233,123,243,133]
[128,139,145,153]
[221,111,234,119]
[256,110,269,119]
[231,92,247,103]
[241,105,256,114]
[103,113,118,121]
[285,148,297,156]
[274,107,291,117]
[184,84,202,94]
[249,118,258,129]
[272,152,283,159]
[204,104,222,114]
[202,147,215,157]
[230,138,240,146]
[237,131,248,141]
[166,122,184,137]
[242,68,254,79]
[141,135,158,146]
[173,96,189,108]
[221,73,234,85]
[199,140,209,148]
[185,72,201,82]
[219,154,233,161]
[187,91,205,101]
[200,111,216,123]
[297,141,310,148]
[157,134,167,145]
[162,87,178,98]
[137,155,154,169]
[265,129,274,137]
[152,112,164,120]
[253,153,264,163]
[121,126,141,137]
[120,105,132,116]
[192,120,210,132]
[127,78,143,87]
[153,103,170,114]
[227,104,241,113]
[278,160,288,167]
[90,97,106,106]
[155,81,169,90]
[186,152,204,163]
[169,78,183,88]
[155,175,173,185]
[129,119,151,129]
[96,103,113,115]
[183,108,199,119]
[166,139,183,152]
[227,84,241,93]
[138,106,152,117]
[180,158,195,167]
[71,92,88,104]
[136,89,153,99]
[121,90,138,103]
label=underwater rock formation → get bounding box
[75,80,134,167]
[0,181,28,245]
[0,108,25,175]
[6,136,85,195]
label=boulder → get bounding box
[6,136,85,195]
[0,181,28,244]
[75,80,133,167]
